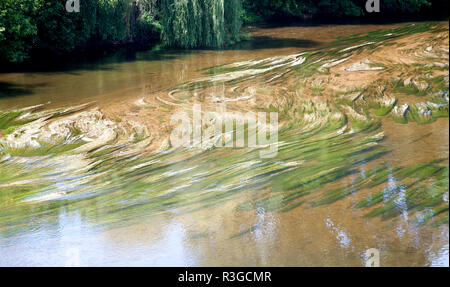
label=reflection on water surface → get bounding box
[0,22,448,266]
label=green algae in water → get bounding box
[392,112,409,124]
[2,142,85,157]
[354,164,449,223]
[0,109,393,233]
[392,82,429,98]
[312,160,449,225]
[373,105,395,116]
[0,111,34,132]
[0,22,449,238]
[331,22,434,47]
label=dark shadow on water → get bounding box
[0,82,48,98]
[0,44,193,75]
[1,35,320,75]
[231,36,320,50]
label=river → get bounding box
[0,22,448,266]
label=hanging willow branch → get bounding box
[160,0,242,48]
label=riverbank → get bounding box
[0,40,160,73]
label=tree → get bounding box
[241,0,434,22]
[160,0,242,48]
[0,0,37,62]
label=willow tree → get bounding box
[160,0,242,48]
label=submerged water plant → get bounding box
[0,22,448,240]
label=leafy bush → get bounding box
[0,0,161,62]
[0,0,37,62]
[242,0,436,22]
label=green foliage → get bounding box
[35,0,95,52]
[382,0,431,13]
[0,0,446,62]
[0,0,161,62]
[242,0,435,22]
[0,0,38,62]
[160,0,242,48]
[242,0,362,20]
[95,0,130,41]
[133,0,162,42]
[225,0,242,41]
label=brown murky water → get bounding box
[0,24,403,110]
[0,23,448,267]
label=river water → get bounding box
[0,23,448,266]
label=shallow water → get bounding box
[0,24,404,110]
[0,23,448,266]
